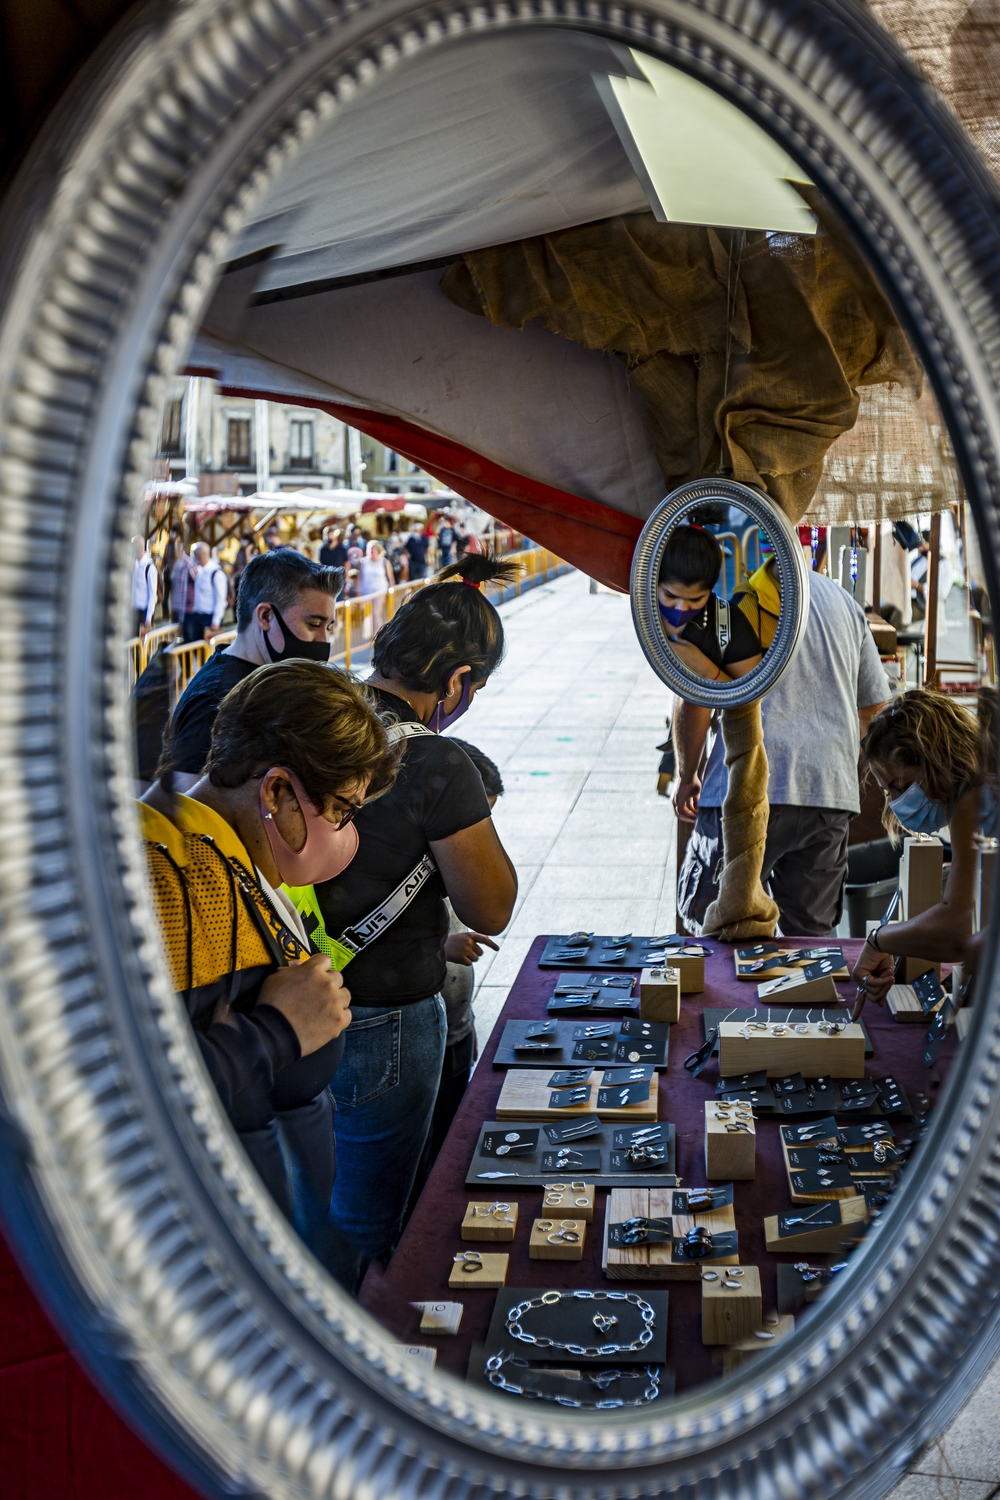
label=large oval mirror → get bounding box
[0,3,999,1498]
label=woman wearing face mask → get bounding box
[139,660,399,1268]
[851,688,997,1013]
[291,552,519,1286]
[656,525,763,681]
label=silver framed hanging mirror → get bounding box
[0,2,999,1498]
[630,478,811,706]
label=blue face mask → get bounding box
[658,601,703,629]
[888,781,948,836]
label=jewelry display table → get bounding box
[359,936,957,1392]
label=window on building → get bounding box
[160,396,183,454]
[409,461,421,473]
[288,418,314,469]
[227,417,252,468]
[385,450,399,473]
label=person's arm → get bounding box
[430,818,517,933]
[211,566,228,628]
[852,786,979,1012]
[672,700,712,822]
[858,700,887,739]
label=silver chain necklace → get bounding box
[486,1353,661,1408]
[505,1289,656,1358]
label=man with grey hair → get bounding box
[186,542,229,643]
[159,547,344,790]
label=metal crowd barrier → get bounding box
[126,546,572,701]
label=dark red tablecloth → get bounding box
[361,936,954,1390]
[0,1231,200,1499]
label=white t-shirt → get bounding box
[700,572,890,814]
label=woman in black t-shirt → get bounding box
[310,553,519,1287]
[657,525,763,680]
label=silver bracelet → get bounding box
[505,1289,655,1357]
[485,1353,661,1408]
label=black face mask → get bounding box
[262,603,331,663]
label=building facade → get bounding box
[156,377,448,497]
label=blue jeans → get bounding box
[328,995,447,1280]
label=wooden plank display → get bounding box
[603,1187,738,1281]
[755,971,840,1005]
[496,1069,658,1122]
[887,982,947,1023]
[764,1195,868,1254]
[718,1020,865,1080]
[734,946,849,983]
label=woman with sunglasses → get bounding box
[290,553,519,1288]
[851,687,996,1015]
[140,659,398,1269]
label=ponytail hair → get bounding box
[372,551,519,692]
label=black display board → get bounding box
[493,1019,669,1070]
[485,1287,670,1365]
[465,1118,677,1188]
[538,934,704,970]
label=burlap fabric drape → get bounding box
[700,702,781,939]
[440,194,920,526]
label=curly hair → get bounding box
[371,550,519,692]
[204,660,400,811]
[861,687,997,839]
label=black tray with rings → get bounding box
[538,934,704,971]
[465,1119,677,1188]
[484,1287,671,1365]
[493,1018,669,1070]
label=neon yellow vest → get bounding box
[282,884,356,970]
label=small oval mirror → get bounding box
[631,478,809,705]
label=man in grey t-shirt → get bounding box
[674,570,891,936]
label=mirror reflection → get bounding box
[126,27,995,1412]
[655,506,771,684]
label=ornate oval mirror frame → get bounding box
[630,478,811,706]
[1,1,1000,1496]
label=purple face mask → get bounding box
[430,673,473,733]
[659,601,703,628]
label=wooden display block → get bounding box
[672,953,705,993]
[977,841,998,930]
[413,1301,463,1334]
[722,1313,795,1372]
[756,971,840,1006]
[702,1265,762,1346]
[529,1217,587,1260]
[764,1195,868,1254]
[541,1182,595,1221]
[604,1186,737,1281]
[887,983,945,1023]
[736,949,849,983]
[448,1253,509,1290]
[718,1020,865,1080]
[496,1068,658,1122]
[640,967,681,1024]
[900,836,944,920]
[705,1101,755,1181]
[461,1201,518,1241]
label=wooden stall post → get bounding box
[924,511,942,685]
[872,523,883,615]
